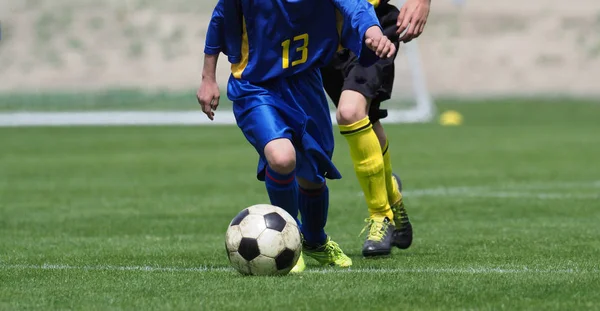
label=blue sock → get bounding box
[265,166,300,225]
[298,184,329,246]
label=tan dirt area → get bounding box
[0,0,599,97]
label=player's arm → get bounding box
[330,0,395,62]
[197,53,220,121]
[197,0,234,121]
[396,0,431,42]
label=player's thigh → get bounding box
[285,76,340,184]
[294,134,340,185]
[236,104,295,159]
[295,115,339,185]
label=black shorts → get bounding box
[321,3,400,123]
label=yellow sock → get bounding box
[382,139,401,205]
[339,117,393,221]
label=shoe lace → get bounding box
[392,203,409,225]
[323,240,342,258]
[359,218,389,241]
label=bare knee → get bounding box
[264,138,296,174]
[336,90,369,125]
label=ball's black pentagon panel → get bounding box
[263,212,287,232]
[238,237,260,261]
[230,208,249,226]
[275,248,296,270]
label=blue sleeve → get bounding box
[203,0,243,64]
[331,0,381,66]
[204,0,225,55]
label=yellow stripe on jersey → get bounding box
[231,17,249,79]
[368,0,380,8]
[335,10,344,52]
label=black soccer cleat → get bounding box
[390,173,413,249]
[391,206,413,249]
[361,217,395,257]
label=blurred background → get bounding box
[1,0,599,113]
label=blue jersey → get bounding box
[204,0,381,83]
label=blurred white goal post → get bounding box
[384,0,435,124]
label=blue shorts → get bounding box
[228,68,341,184]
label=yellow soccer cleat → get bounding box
[289,252,306,273]
[303,237,352,268]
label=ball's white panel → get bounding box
[247,204,279,216]
[281,222,302,251]
[225,225,242,252]
[256,228,286,258]
[275,209,298,228]
[248,255,278,276]
[228,251,251,275]
[238,214,267,239]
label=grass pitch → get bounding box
[1,100,599,310]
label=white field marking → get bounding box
[0,263,596,274]
[0,110,422,127]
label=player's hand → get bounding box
[396,0,431,43]
[196,78,220,120]
[365,26,396,59]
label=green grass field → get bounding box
[1,100,599,310]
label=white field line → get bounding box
[0,263,596,274]
[0,110,421,127]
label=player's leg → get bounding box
[262,137,310,273]
[234,103,308,273]
[296,177,352,268]
[364,1,414,250]
[322,53,394,256]
[296,178,328,247]
[337,90,395,258]
[371,116,413,249]
[232,91,302,226]
[369,105,402,207]
[289,70,351,268]
[262,138,301,227]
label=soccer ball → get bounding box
[225,204,302,276]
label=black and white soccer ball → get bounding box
[225,204,302,276]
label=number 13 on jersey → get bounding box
[281,34,309,69]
